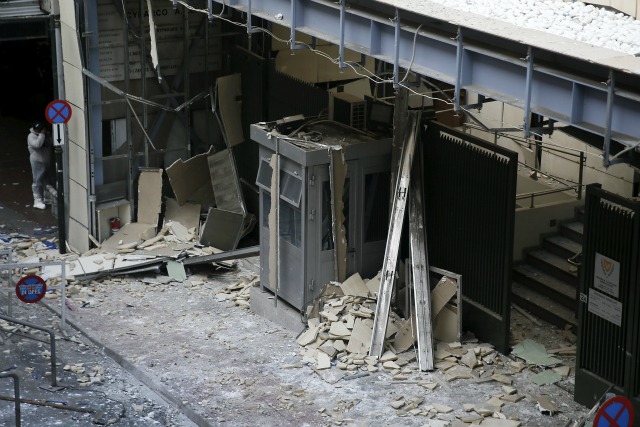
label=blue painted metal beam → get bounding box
[203,0,640,164]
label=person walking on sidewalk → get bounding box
[27,121,51,210]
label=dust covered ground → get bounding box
[0,234,593,426]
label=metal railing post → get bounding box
[0,370,21,426]
[578,151,584,200]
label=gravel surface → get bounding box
[400,0,640,55]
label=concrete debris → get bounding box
[289,271,581,422]
[2,228,585,426]
[214,276,258,308]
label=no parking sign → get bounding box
[594,395,634,427]
[15,275,47,303]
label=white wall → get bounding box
[464,93,636,198]
[572,0,640,18]
[60,0,91,253]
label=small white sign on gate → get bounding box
[588,288,622,327]
[594,252,620,298]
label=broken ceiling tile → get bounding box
[433,303,458,343]
[491,373,513,385]
[462,403,475,412]
[207,149,245,214]
[535,395,558,416]
[340,272,370,297]
[166,147,215,206]
[477,419,522,427]
[553,365,571,377]
[332,340,346,352]
[166,260,187,282]
[319,310,339,323]
[528,370,562,386]
[390,400,405,409]
[199,207,244,251]
[393,317,417,353]
[318,345,337,358]
[383,360,401,370]
[511,339,562,367]
[500,394,525,404]
[431,276,458,319]
[486,396,505,408]
[137,168,163,225]
[380,350,397,362]
[461,349,478,369]
[164,198,201,232]
[316,351,332,370]
[434,360,456,371]
[329,322,351,339]
[432,403,453,414]
[297,325,320,346]
[501,385,517,395]
[346,318,372,355]
[216,74,244,147]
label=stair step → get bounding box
[512,282,577,330]
[543,235,582,259]
[526,249,578,286]
[512,263,577,311]
[561,221,584,244]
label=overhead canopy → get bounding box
[199,0,640,167]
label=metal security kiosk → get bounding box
[252,121,392,311]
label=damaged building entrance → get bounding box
[253,121,391,311]
[0,6,56,216]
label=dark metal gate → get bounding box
[423,122,517,354]
[575,184,640,413]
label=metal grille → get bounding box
[267,69,329,121]
[575,184,640,411]
[423,122,517,353]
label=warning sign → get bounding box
[588,288,622,327]
[594,253,620,298]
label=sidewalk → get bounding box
[0,224,593,426]
[41,260,590,426]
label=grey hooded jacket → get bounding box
[27,128,51,164]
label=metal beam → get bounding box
[370,111,419,359]
[203,0,640,163]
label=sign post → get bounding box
[45,99,72,255]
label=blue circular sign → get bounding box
[594,396,634,427]
[45,100,72,124]
[15,275,47,303]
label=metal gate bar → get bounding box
[575,183,640,412]
[423,122,517,353]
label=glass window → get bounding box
[256,158,302,208]
[262,190,302,248]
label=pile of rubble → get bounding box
[293,272,578,426]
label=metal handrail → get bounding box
[516,184,581,209]
[0,372,20,427]
[0,314,58,388]
[463,123,587,205]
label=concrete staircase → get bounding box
[511,209,584,330]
